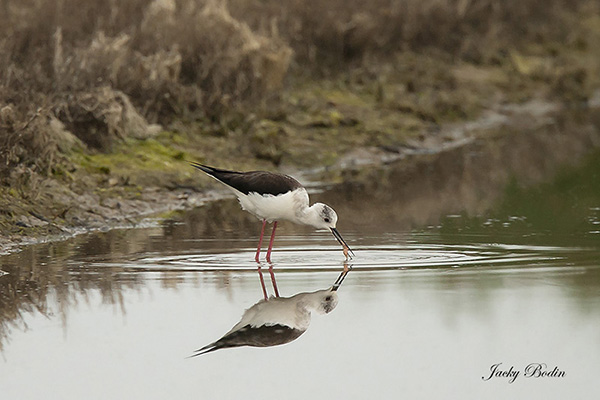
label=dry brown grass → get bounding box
[0,0,292,177]
[0,0,594,180]
[232,0,587,68]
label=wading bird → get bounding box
[190,163,354,262]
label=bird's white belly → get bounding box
[236,189,305,223]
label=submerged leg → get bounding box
[268,263,280,298]
[255,219,267,263]
[265,221,278,263]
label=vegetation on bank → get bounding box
[1,0,600,242]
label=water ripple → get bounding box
[91,241,591,273]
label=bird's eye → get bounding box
[324,217,330,223]
[325,295,332,301]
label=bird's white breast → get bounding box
[235,188,309,223]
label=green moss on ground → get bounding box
[70,133,192,187]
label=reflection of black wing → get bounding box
[190,324,305,357]
[190,163,302,196]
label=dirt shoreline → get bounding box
[2,93,597,256]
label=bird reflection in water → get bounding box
[189,264,351,357]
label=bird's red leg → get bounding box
[255,219,267,263]
[265,221,277,263]
[257,265,268,300]
[268,263,280,298]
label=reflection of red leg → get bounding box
[257,266,268,300]
[268,263,280,298]
[255,220,267,263]
[265,221,278,263]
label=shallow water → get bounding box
[2,122,600,398]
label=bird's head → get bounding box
[313,289,339,315]
[306,203,354,258]
[309,203,338,230]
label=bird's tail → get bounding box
[189,162,216,176]
[189,162,241,176]
[187,342,221,358]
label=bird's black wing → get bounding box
[189,324,305,357]
[190,163,302,196]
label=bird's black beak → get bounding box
[331,228,355,258]
[332,265,351,291]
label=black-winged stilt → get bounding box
[189,268,350,356]
[190,163,354,262]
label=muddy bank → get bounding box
[2,94,599,255]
